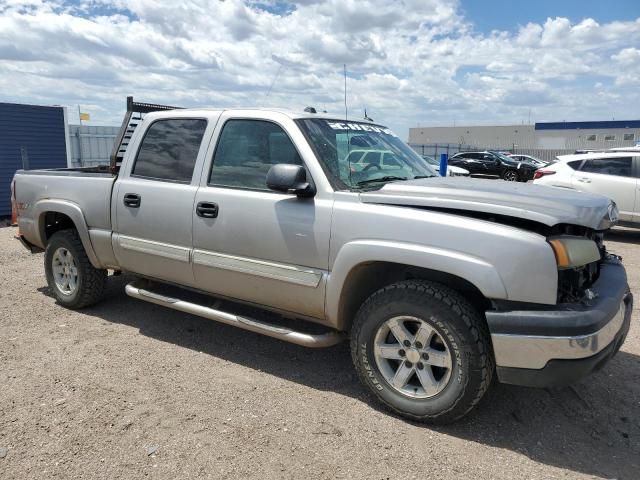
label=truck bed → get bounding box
[17,164,114,177]
[15,168,116,232]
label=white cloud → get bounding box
[612,47,640,65]
[0,0,639,136]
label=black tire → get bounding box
[503,170,519,181]
[350,280,494,424]
[44,229,107,309]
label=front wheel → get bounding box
[350,280,494,424]
[503,170,519,181]
[44,230,107,309]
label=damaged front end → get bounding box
[549,225,607,304]
[547,201,618,304]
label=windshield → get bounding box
[297,119,437,189]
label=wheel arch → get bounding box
[326,240,507,332]
[34,200,102,268]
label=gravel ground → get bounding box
[1,225,639,479]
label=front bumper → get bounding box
[487,258,633,387]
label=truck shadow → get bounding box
[51,275,640,480]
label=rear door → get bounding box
[112,116,215,286]
[451,153,480,174]
[480,153,502,176]
[571,156,636,222]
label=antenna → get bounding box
[262,64,283,106]
[344,64,351,186]
[364,109,373,122]
[344,64,348,121]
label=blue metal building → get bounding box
[0,102,69,216]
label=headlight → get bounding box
[548,236,600,270]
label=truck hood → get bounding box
[359,177,616,230]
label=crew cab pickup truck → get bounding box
[13,98,633,423]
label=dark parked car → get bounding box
[448,151,537,182]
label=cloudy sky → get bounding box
[1,0,639,137]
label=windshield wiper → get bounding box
[356,176,408,186]
[413,175,437,179]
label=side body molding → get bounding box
[32,199,103,268]
[325,240,508,330]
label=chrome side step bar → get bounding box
[125,280,344,348]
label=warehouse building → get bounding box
[0,101,121,217]
[0,102,70,217]
[409,120,640,160]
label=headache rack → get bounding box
[109,96,183,173]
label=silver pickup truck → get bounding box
[13,98,633,423]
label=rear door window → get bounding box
[567,160,584,170]
[580,157,633,177]
[132,118,207,182]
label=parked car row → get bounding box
[343,149,472,177]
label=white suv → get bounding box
[533,152,639,227]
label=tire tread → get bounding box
[350,279,494,423]
[45,229,106,309]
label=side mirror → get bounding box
[266,164,315,198]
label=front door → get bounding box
[571,156,637,222]
[192,117,332,319]
[113,117,211,286]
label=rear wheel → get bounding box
[44,230,107,309]
[503,170,518,181]
[351,280,493,424]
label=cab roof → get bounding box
[145,107,380,124]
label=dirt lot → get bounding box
[1,225,639,479]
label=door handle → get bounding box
[123,193,141,208]
[196,201,219,218]
[577,178,591,183]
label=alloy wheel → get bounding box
[51,247,79,295]
[373,316,453,398]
